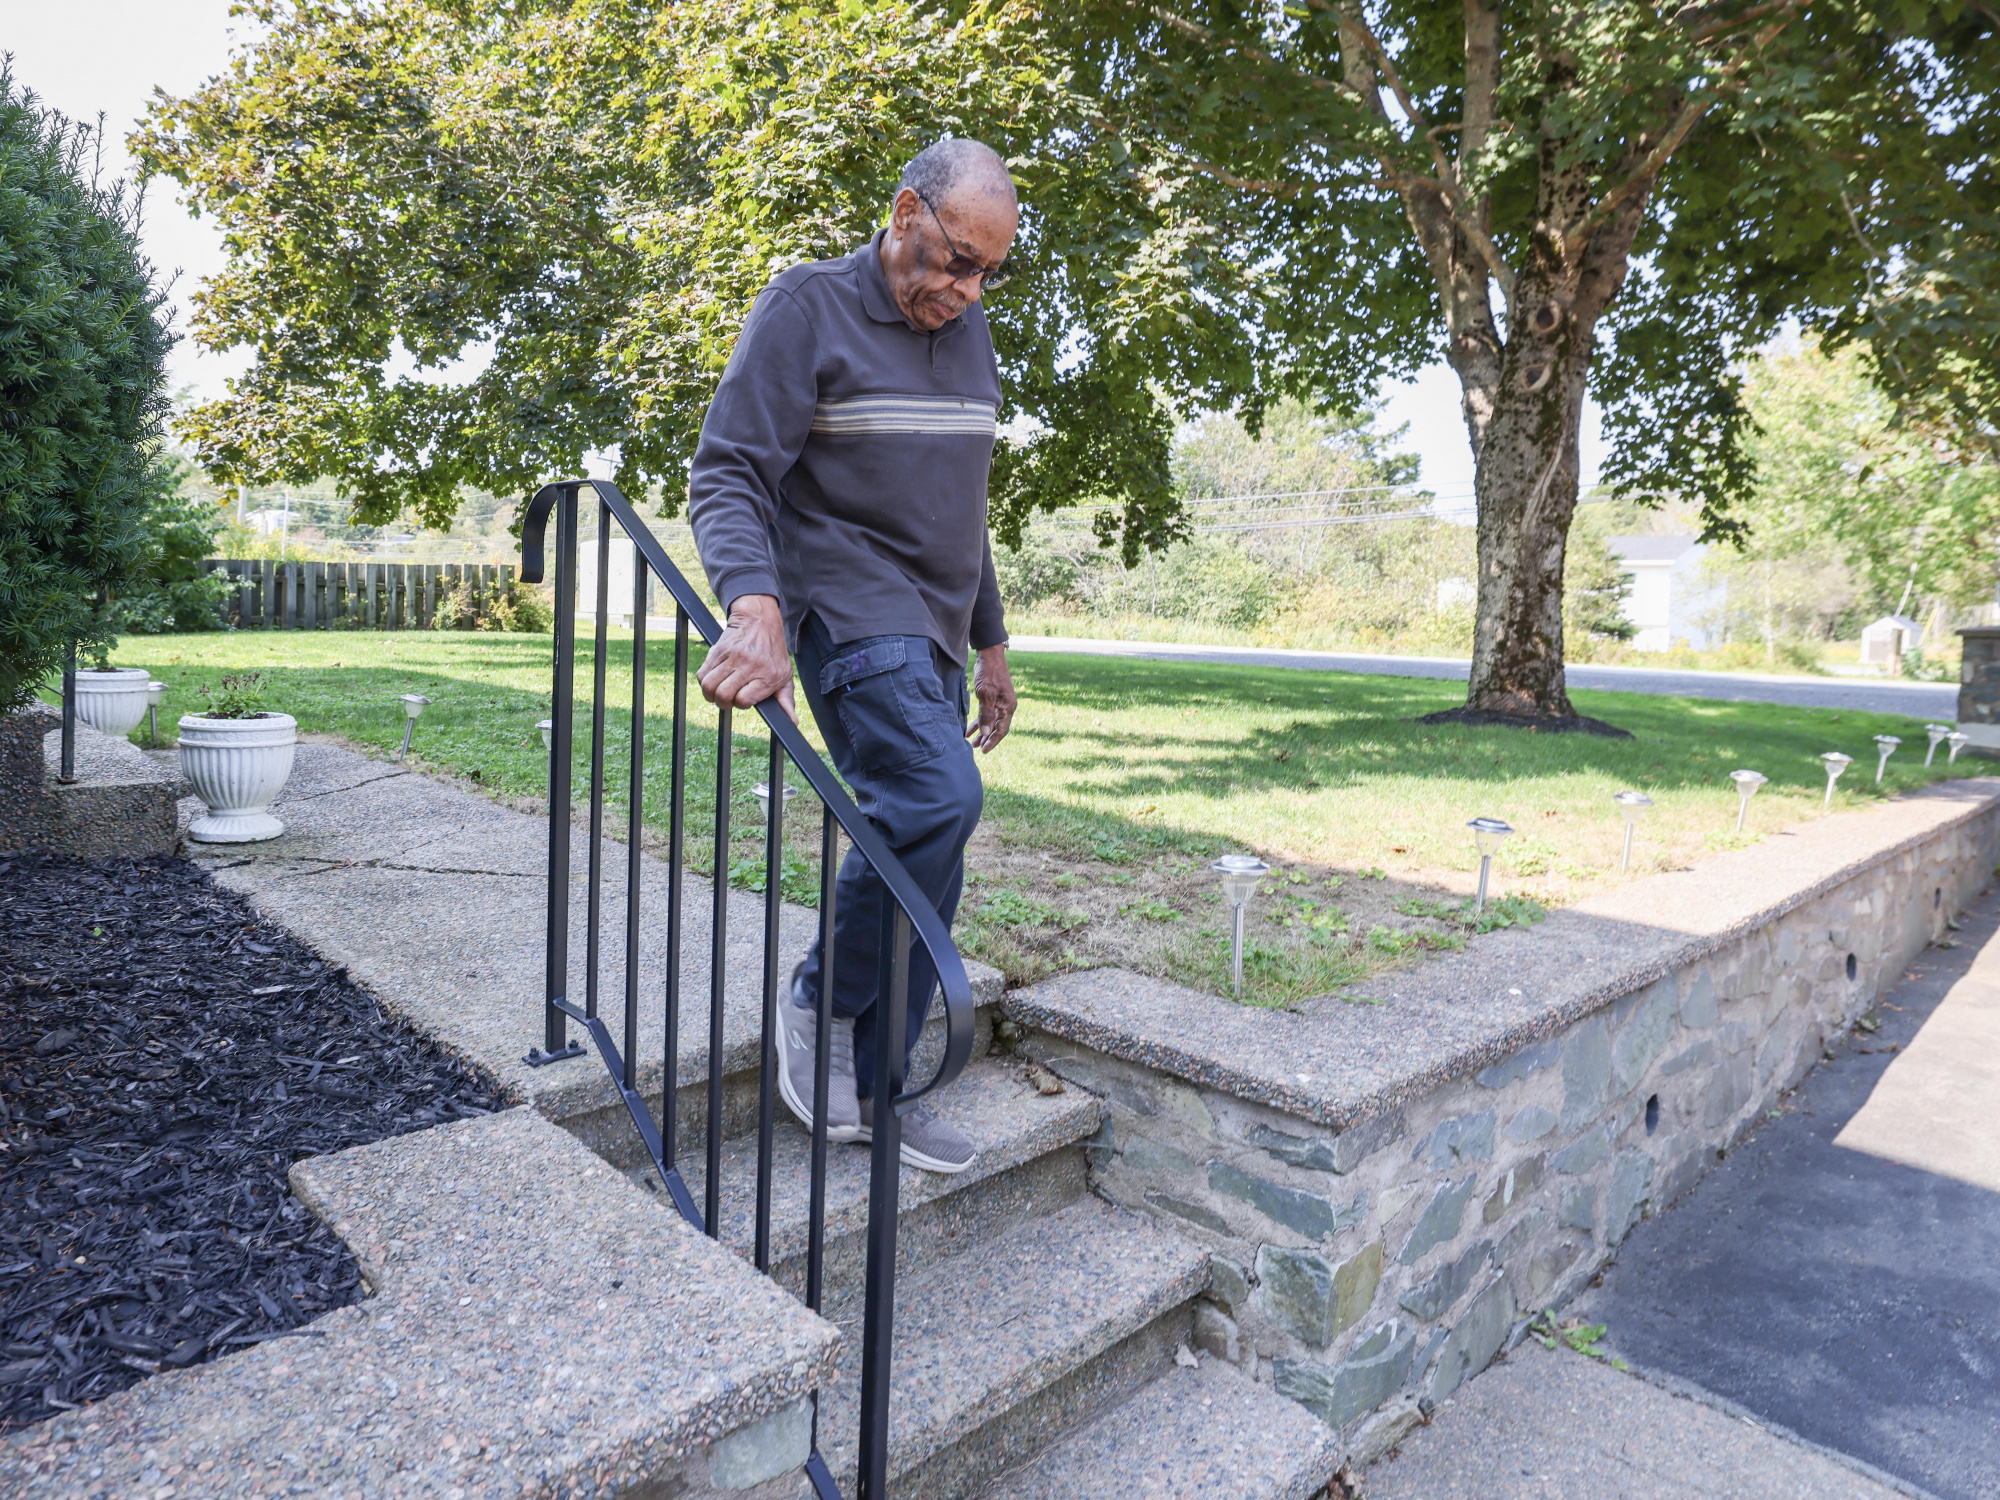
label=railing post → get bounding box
[541,488,580,1060]
[664,609,689,1172]
[706,704,733,1236]
[856,904,912,1500]
[806,805,839,1460]
[58,641,76,785]
[584,506,613,1025]
[624,543,648,1095]
[755,737,784,1272]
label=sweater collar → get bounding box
[857,229,966,339]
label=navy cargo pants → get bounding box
[793,611,984,1100]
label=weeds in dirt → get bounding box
[1531,1312,1630,1371]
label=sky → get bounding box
[6,0,1603,503]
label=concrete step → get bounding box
[641,1053,1102,1313]
[1,1109,843,1497]
[569,999,997,1171]
[814,1196,1210,1499]
[982,1353,1341,1499]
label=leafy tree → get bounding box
[0,71,173,708]
[139,0,1996,724]
[1037,0,1998,723]
[1728,338,2000,627]
[135,0,1246,556]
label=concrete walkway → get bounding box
[1007,635,1959,718]
[180,742,1001,1147]
[1365,1339,1904,1500]
[1368,885,2000,1500]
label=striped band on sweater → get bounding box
[810,394,999,437]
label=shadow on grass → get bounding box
[1001,654,1955,805]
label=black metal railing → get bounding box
[520,479,975,1500]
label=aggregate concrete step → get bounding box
[0,1109,839,1498]
[646,1054,1102,1313]
[813,1197,1211,1499]
[982,1353,1341,1500]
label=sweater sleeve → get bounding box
[969,534,1008,650]
[687,287,819,614]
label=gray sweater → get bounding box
[687,232,1008,663]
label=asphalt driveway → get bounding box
[1576,885,2000,1500]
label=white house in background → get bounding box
[1607,534,1721,652]
[1859,614,1923,666]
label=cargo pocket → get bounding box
[819,636,947,774]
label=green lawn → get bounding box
[88,629,1964,1007]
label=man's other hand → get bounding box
[968,644,1016,753]
[697,594,797,721]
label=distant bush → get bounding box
[433,577,553,632]
[113,457,233,633]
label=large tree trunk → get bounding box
[1463,309,1589,718]
[1332,12,1671,725]
[1453,172,1649,725]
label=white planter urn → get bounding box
[178,712,298,843]
[73,667,153,738]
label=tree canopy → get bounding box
[140,0,1999,716]
[0,70,174,710]
[1737,337,2000,612]
[137,0,1265,559]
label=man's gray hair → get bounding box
[898,138,1017,208]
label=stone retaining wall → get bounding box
[1013,792,2000,1463]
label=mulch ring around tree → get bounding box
[0,850,503,1431]
[1414,706,1633,738]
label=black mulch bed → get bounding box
[0,850,502,1430]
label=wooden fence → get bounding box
[199,560,517,630]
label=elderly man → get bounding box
[687,138,1020,1175]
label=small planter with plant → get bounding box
[177,673,297,843]
[72,647,153,738]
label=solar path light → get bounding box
[146,681,166,749]
[538,718,554,751]
[1924,724,1953,767]
[1466,818,1513,918]
[1873,735,1901,785]
[1612,791,1653,872]
[1209,854,1271,997]
[751,781,798,815]
[1820,751,1852,808]
[1729,770,1767,832]
[395,694,431,762]
[1948,732,1970,765]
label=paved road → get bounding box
[1572,887,2000,1500]
[1007,635,1959,719]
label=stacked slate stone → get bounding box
[0,852,501,1428]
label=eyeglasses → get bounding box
[917,191,1013,290]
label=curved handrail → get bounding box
[522,478,974,1109]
